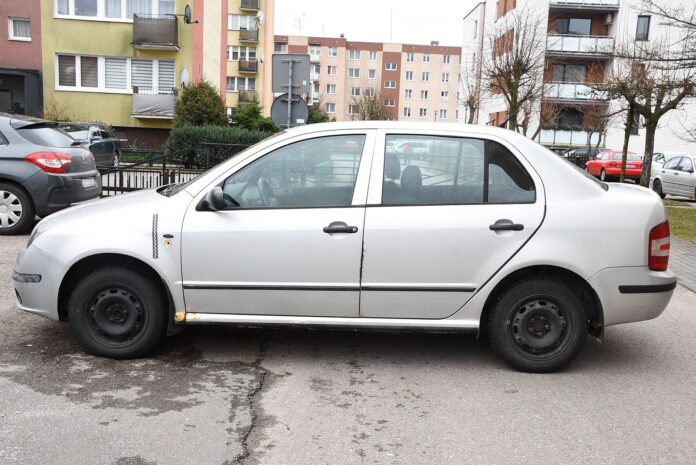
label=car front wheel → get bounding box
[487,278,588,373]
[68,266,167,359]
[652,179,666,199]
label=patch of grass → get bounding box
[667,207,696,244]
[664,198,693,207]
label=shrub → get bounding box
[164,125,273,169]
[173,81,227,127]
[232,98,280,132]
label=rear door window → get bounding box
[16,124,77,148]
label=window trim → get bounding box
[8,17,31,41]
[636,15,651,41]
[54,0,174,23]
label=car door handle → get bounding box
[323,221,359,234]
[489,219,524,232]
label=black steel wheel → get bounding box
[487,278,588,373]
[68,267,167,358]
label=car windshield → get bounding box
[60,124,89,142]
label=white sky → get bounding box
[274,0,477,46]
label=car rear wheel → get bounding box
[68,267,167,359]
[487,278,588,373]
[0,182,35,235]
[652,179,666,199]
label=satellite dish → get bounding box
[181,69,189,88]
[184,5,192,24]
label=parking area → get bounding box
[1,234,696,465]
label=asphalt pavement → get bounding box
[1,234,695,465]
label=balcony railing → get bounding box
[240,0,259,11]
[132,14,179,51]
[310,71,320,80]
[310,53,321,62]
[546,34,614,57]
[238,90,256,103]
[544,82,607,100]
[239,28,259,42]
[549,0,620,9]
[132,86,177,119]
[239,60,258,73]
[540,128,603,147]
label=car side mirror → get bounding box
[196,187,226,211]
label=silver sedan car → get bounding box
[13,122,677,372]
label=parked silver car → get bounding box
[651,154,696,200]
[13,122,676,372]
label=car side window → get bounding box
[612,153,623,161]
[488,141,536,203]
[0,130,8,145]
[222,134,365,209]
[679,157,693,172]
[663,157,681,170]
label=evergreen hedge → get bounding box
[164,125,273,169]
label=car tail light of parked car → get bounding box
[649,221,670,271]
[24,151,74,174]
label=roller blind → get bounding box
[80,56,98,87]
[131,59,153,89]
[158,60,175,93]
[105,57,127,89]
[58,55,76,87]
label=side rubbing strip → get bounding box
[618,282,677,294]
[152,213,159,259]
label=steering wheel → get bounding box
[257,177,277,207]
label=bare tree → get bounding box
[483,8,547,133]
[350,87,390,121]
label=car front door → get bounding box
[359,131,545,319]
[180,131,374,317]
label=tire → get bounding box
[68,266,167,359]
[487,278,588,373]
[599,169,608,181]
[113,152,120,167]
[653,179,666,199]
[0,182,35,235]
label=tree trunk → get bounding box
[467,103,476,124]
[620,105,635,183]
[641,122,657,187]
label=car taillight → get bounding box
[25,152,72,174]
[649,221,670,271]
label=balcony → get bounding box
[310,71,320,80]
[239,60,258,73]
[549,0,620,12]
[132,14,179,51]
[240,0,259,11]
[239,28,259,42]
[238,90,256,104]
[310,53,321,63]
[540,128,604,147]
[132,87,176,119]
[546,34,614,59]
[544,82,607,101]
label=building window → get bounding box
[364,88,375,97]
[369,51,378,61]
[309,45,321,57]
[386,99,395,107]
[348,104,359,115]
[351,87,361,96]
[441,91,449,100]
[552,64,586,83]
[403,107,412,117]
[385,80,396,88]
[406,52,414,62]
[556,18,592,36]
[229,14,257,30]
[274,42,287,53]
[227,46,257,61]
[311,64,320,77]
[421,72,430,82]
[439,109,447,119]
[328,46,338,57]
[385,62,397,71]
[326,84,336,94]
[348,68,360,78]
[423,53,431,63]
[421,90,428,100]
[226,76,256,92]
[443,55,451,64]
[8,18,31,41]
[56,0,178,21]
[326,102,336,113]
[57,54,174,93]
[349,50,361,60]
[368,69,377,79]
[405,89,412,99]
[405,71,413,81]
[442,73,449,83]
[636,15,651,41]
[419,108,427,118]
[328,65,337,75]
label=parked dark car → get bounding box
[562,147,604,168]
[59,122,121,167]
[0,113,101,235]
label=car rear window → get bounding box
[16,124,77,148]
[60,124,89,141]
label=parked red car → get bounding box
[585,149,643,182]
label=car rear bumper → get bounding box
[589,266,677,327]
[38,171,102,216]
[605,167,642,178]
[13,244,66,321]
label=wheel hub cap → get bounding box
[0,190,23,229]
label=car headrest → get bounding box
[401,165,422,195]
[384,152,401,180]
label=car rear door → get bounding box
[660,157,682,194]
[359,131,545,319]
[88,125,110,166]
[677,157,695,197]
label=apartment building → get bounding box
[274,35,461,122]
[0,0,43,116]
[461,0,696,154]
